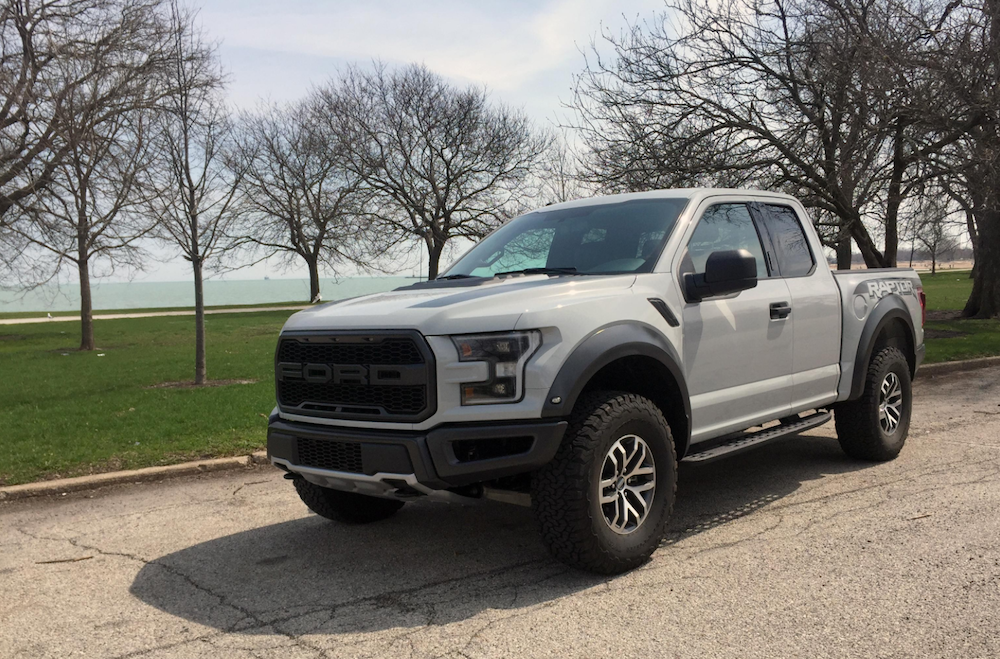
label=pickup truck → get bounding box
[267,188,926,574]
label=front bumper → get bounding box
[267,416,568,497]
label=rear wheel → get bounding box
[835,346,912,461]
[293,479,404,523]
[532,391,677,574]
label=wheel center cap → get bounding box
[616,476,626,491]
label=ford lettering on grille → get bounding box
[274,332,435,422]
[277,362,427,386]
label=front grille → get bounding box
[278,339,424,365]
[296,438,364,473]
[275,332,435,422]
[279,381,426,414]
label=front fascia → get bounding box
[277,276,660,431]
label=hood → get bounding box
[281,274,637,336]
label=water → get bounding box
[0,277,418,314]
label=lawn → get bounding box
[919,270,976,312]
[918,270,1000,363]
[0,310,293,486]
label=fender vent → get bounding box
[648,298,679,327]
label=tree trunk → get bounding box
[307,258,321,303]
[427,238,446,280]
[193,257,206,385]
[964,0,1000,316]
[962,206,1000,318]
[848,218,887,268]
[77,254,95,351]
[931,251,937,275]
[836,234,852,270]
[882,121,906,268]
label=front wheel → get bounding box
[835,346,912,461]
[531,391,677,574]
[293,479,404,523]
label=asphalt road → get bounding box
[2,368,999,659]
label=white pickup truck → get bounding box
[267,188,926,574]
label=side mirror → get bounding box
[684,249,758,302]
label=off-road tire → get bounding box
[531,391,677,574]
[293,479,404,523]
[835,346,912,461]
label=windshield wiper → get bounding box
[433,273,479,280]
[495,267,580,277]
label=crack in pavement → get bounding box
[16,526,332,659]
[14,524,574,659]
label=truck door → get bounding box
[751,202,841,411]
[679,201,794,443]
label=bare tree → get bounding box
[0,0,83,221]
[910,195,959,275]
[233,98,364,302]
[145,1,239,384]
[917,0,1000,317]
[4,0,169,349]
[320,63,550,279]
[571,0,970,269]
[539,130,588,205]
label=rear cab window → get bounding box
[758,204,815,277]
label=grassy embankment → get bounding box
[0,311,292,486]
[919,271,1000,363]
[0,272,997,486]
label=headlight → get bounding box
[451,331,541,405]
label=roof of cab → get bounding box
[538,188,800,213]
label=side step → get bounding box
[681,411,832,464]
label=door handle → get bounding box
[770,302,792,319]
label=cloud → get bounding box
[198,0,663,92]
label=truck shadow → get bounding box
[129,432,867,636]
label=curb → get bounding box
[0,451,270,502]
[919,355,1000,377]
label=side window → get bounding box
[761,205,815,277]
[684,203,769,279]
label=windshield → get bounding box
[442,198,689,278]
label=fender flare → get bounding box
[849,295,917,400]
[540,322,691,447]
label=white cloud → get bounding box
[198,0,664,95]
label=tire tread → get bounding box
[294,479,404,524]
[531,391,676,574]
[835,346,911,461]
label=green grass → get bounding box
[0,311,294,486]
[918,270,974,312]
[0,300,309,321]
[917,270,1000,363]
[923,319,1000,363]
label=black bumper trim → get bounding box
[267,418,568,488]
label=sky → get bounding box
[133,0,668,283]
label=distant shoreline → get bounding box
[0,276,413,315]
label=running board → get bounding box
[681,411,832,464]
